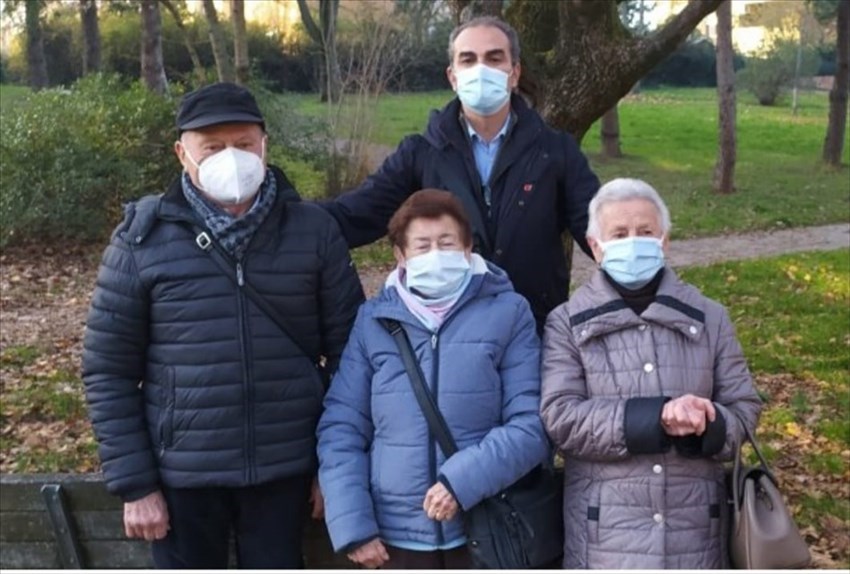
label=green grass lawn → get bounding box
[0,84,32,116]
[681,249,849,564]
[283,87,849,240]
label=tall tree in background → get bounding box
[202,0,235,83]
[394,0,446,49]
[599,0,655,158]
[823,0,849,166]
[296,0,341,103]
[231,0,249,85]
[24,0,49,90]
[78,0,101,75]
[140,0,167,94]
[160,0,206,85]
[713,0,736,194]
[451,0,724,141]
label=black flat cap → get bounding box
[176,82,265,133]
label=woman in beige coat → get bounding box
[541,178,762,569]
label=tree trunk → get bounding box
[160,0,206,85]
[713,0,736,194]
[202,0,235,83]
[823,0,849,166]
[320,0,341,103]
[296,0,341,103]
[140,0,168,95]
[24,0,48,90]
[537,0,724,142]
[600,104,622,158]
[78,0,101,75]
[231,0,250,85]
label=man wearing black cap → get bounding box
[81,83,365,568]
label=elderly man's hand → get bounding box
[124,490,170,541]
[423,482,459,521]
[347,538,389,569]
[661,394,716,436]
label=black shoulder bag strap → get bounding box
[188,224,320,367]
[380,318,458,457]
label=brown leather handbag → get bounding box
[727,420,811,569]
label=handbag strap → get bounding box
[188,225,320,366]
[730,410,774,512]
[380,318,459,457]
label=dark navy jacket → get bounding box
[322,95,600,329]
[82,166,364,501]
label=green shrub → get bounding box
[0,75,177,246]
[737,56,790,106]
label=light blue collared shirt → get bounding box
[465,113,512,207]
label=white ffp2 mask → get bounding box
[184,143,266,205]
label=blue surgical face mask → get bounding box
[404,249,471,300]
[599,236,665,289]
[454,64,511,117]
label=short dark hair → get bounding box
[447,16,521,65]
[388,189,473,250]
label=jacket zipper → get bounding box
[235,260,255,484]
[429,331,445,546]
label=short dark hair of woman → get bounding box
[387,189,473,250]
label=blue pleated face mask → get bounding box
[454,64,511,117]
[598,236,665,289]
[404,249,471,300]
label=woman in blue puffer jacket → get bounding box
[317,189,550,569]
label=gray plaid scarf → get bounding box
[181,169,277,261]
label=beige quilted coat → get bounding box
[541,268,762,569]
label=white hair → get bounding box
[586,178,672,240]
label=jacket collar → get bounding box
[158,164,298,225]
[424,94,544,152]
[570,268,707,345]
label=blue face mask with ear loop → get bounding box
[598,236,665,289]
[454,64,511,116]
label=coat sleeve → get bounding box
[708,304,762,461]
[540,304,631,462]
[316,307,380,553]
[81,238,160,501]
[559,133,600,259]
[438,298,551,511]
[318,215,366,376]
[319,136,420,248]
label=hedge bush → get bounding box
[0,76,332,246]
[0,75,176,246]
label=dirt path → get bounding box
[355,223,850,296]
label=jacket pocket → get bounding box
[586,483,601,546]
[158,366,175,452]
[369,442,383,494]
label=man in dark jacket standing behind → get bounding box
[81,83,364,568]
[322,16,599,331]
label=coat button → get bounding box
[580,329,588,337]
[689,325,698,335]
[470,540,479,547]
[653,464,662,474]
[518,200,525,207]
[644,363,654,373]
[638,324,648,331]
[653,513,664,523]
[495,249,503,256]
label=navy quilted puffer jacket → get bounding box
[82,166,364,501]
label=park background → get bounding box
[0,0,848,568]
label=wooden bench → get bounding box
[0,473,351,569]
